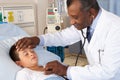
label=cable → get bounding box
[43,27,48,34]
[43,27,48,49]
[75,30,87,66]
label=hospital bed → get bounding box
[0,23,61,80]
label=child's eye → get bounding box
[23,52,28,56]
[30,49,35,53]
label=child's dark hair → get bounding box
[9,44,20,62]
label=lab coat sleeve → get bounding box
[67,26,120,80]
[39,25,81,47]
[67,64,115,80]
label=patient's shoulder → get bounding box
[17,68,30,75]
[16,68,31,80]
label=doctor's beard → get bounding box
[74,24,86,30]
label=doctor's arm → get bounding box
[39,25,80,47]
[16,25,81,50]
[45,30,120,80]
[16,36,40,50]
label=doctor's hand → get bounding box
[16,36,40,51]
[44,60,68,76]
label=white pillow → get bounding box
[0,23,28,40]
[0,36,24,80]
[0,36,60,80]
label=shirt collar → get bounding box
[89,8,102,35]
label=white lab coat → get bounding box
[40,8,120,80]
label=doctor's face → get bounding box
[68,1,92,30]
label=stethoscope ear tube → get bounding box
[75,30,86,66]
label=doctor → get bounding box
[16,0,120,80]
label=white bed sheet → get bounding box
[0,23,60,80]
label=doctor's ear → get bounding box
[91,15,95,19]
[89,8,96,19]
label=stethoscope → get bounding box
[75,29,87,66]
[75,29,104,65]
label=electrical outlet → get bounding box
[17,11,24,22]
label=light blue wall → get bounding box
[97,0,120,16]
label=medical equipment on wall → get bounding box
[0,4,37,36]
[46,0,65,33]
[0,5,35,24]
[0,7,2,22]
[45,0,65,62]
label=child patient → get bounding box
[9,44,65,80]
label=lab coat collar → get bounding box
[83,8,108,65]
[88,8,106,49]
[82,8,102,43]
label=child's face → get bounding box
[16,48,38,68]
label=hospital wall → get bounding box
[1,0,120,36]
[0,0,34,4]
[0,0,48,35]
